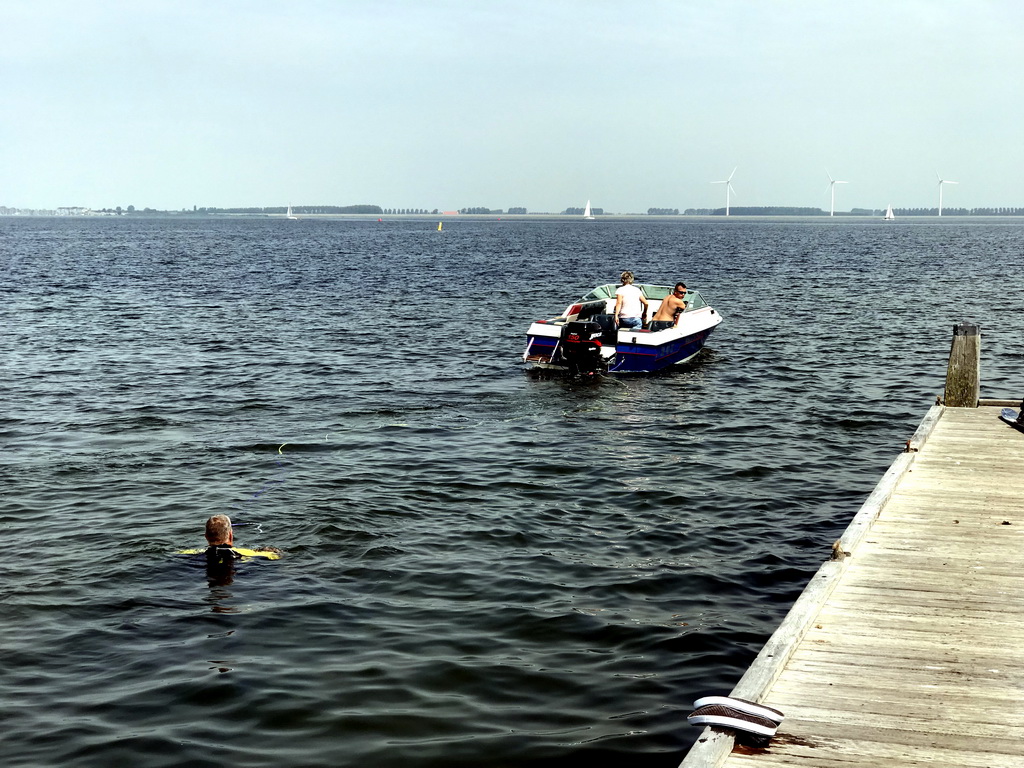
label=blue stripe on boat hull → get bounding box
[525,336,558,356]
[609,328,714,373]
[525,326,716,373]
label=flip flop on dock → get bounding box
[998,406,1024,433]
[686,703,779,738]
[692,695,784,724]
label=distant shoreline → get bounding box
[4,212,1024,222]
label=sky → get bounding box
[2,0,1022,213]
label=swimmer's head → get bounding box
[205,514,233,546]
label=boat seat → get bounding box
[593,314,618,345]
[575,301,607,321]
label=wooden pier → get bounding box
[681,326,1024,767]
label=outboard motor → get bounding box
[557,321,605,377]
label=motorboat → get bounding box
[522,283,723,375]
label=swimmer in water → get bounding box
[203,514,281,585]
[205,513,240,567]
[202,514,281,561]
[178,514,281,584]
[202,514,241,585]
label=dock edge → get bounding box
[677,403,945,768]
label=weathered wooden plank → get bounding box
[785,633,1024,663]
[768,719,1024,754]
[768,678,1024,713]
[776,659,1021,690]
[819,597,1024,625]
[818,588,1023,615]
[777,667,1024,696]
[978,398,1024,407]
[822,582,1023,608]
[771,710,1024,741]
[783,651,1024,681]
[871,504,1024,521]
[839,576,1023,598]
[810,611,1024,639]
[898,467,1024,483]
[727,729,1024,768]
[846,545,1023,565]
[793,622,1024,651]
[846,541,1023,561]
[905,404,944,452]
[897,477,1024,494]
[836,558,1024,583]
[896,476,1024,489]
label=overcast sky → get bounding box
[2,1,1021,212]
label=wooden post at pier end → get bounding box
[943,322,980,407]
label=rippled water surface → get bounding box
[3,216,1023,767]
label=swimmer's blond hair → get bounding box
[205,514,233,545]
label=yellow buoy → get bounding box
[437,221,443,231]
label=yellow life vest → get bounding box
[178,547,282,561]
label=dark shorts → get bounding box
[649,320,675,331]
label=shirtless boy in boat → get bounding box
[649,283,688,331]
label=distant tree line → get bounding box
[93,205,137,214]
[680,206,1024,217]
[192,205,383,215]
[891,207,1024,216]
[683,206,828,216]
[563,207,604,215]
[456,207,529,214]
[895,207,956,216]
[384,208,439,215]
[968,207,1024,215]
[647,208,680,215]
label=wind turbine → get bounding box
[936,172,958,216]
[712,167,737,216]
[826,171,848,217]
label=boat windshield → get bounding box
[580,285,616,300]
[579,284,710,309]
[581,284,673,301]
[686,291,707,311]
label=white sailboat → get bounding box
[583,200,595,220]
[286,205,298,220]
[883,204,895,221]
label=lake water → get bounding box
[2,216,1022,767]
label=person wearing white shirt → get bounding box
[613,270,649,329]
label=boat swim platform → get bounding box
[680,403,1024,768]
